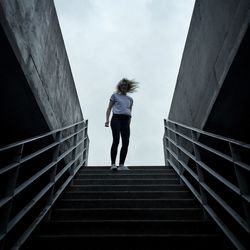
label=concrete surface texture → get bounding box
[0,0,83,133]
[168,0,250,132]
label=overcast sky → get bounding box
[54,0,195,166]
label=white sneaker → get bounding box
[118,165,129,171]
[110,164,117,171]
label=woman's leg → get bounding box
[119,117,130,165]
[110,116,120,165]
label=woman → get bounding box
[105,78,139,171]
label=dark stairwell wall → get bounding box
[0,0,83,147]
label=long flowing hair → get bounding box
[116,78,139,94]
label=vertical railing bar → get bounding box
[55,148,86,183]
[166,121,172,168]
[83,120,89,166]
[191,130,209,219]
[174,124,183,172]
[163,120,168,166]
[68,124,79,186]
[163,119,171,167]
[44,131,62,222]
[0,144,24,248]
[6,144,24,197]
[71,124,79,174]
[1,145,24,231]
[229,142,250,232]
[173,124,185,184]
[229,143,249,194]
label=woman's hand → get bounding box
[106,101,114,127]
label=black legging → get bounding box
[111,114,131,165]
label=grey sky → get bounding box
[54,0,195,166]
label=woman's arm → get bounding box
[105,101,114,127]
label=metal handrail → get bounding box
[0,120,85,152]
[0,120,89,249]
[168,119,250,150]
[167,126,235,163]
[163,119,250,250]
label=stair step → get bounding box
[61,191,193,199]
[75,173,178,179]
[36,220,218,235]
[82,166,170,170]
[21,165,230,250]
[78,170,176,175]
[52,208,204,220]
[68,184,187,191]
[78,166,175,174]
[23,234,222,250]
[56,198,199,208]
[72,178,180,185]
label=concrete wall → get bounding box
[168,0,250,132]
[0,0,83,142]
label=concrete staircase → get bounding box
[22,166,230,249]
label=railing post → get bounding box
[163,119,170,167]
[191,131,209,219]
[44,131,62,222]
[83,120,89,166]
[229,142,250,231]
[0,144,24,239]
[173,123,185,184]
[70,124,79,175]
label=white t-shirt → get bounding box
[110,93,133,116]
